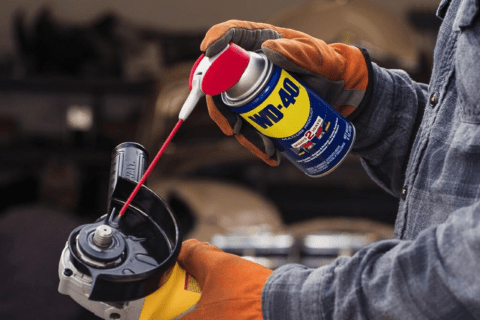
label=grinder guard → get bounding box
[66,176,182,302]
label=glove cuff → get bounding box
[347,47,374,121]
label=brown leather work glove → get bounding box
[177,239,273,320]
[202,20,372,166]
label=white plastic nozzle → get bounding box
[179,75,205,120]
[178,54,213,121]
[178,46,233,121]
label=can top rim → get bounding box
[221,52,273,107]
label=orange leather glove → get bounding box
[202,20,372,166]
[177,239,273,320]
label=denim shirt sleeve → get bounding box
[262,199,480,320]
[350,63,428,198]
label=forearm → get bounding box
[262,201,480,320]
[350,62,428,197]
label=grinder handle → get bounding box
[107,142,149,212]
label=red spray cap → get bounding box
[188,43,250,95]
[181,43,250,121]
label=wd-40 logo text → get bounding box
[248,78,299,129]
[241,70,310,138]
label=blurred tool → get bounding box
[58,142,200,320]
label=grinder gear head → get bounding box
[60,176,182,302]
[58,142,200,319]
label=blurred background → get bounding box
[0,0,442,319]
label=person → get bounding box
[174,0,480,318]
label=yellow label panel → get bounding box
[241,70,310,138]
[184,273,201,294]
[140,263,201,320]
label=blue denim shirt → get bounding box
[262,0,480,319]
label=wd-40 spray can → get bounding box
[186,43,356,177]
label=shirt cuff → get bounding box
[262,263,334,320]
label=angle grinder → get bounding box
[58,142,201,320]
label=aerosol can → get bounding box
[58,143,201,320]
[183,43,355,177]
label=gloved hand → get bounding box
[177,239,273,320]
[202,20,372,166]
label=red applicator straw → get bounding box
[117,43,250,217]
[118,118,184,216]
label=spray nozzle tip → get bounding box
[179,78,204,120]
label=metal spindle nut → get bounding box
[93,225,113,248]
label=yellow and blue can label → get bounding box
[231,66,355,176]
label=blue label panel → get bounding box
[232,67,355,177]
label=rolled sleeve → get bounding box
[262,201,480,320]
[350,63,428,198]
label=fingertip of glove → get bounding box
[201,20,243,55]
[261,37,284,49]
[206,95,235,136]
[178,240,204,268]
[235,134,279,167]
[204,36,231,57]
[261,41,317,76]
[178,239,200,259]
[180,239,223,257]
[183,239,202,247]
